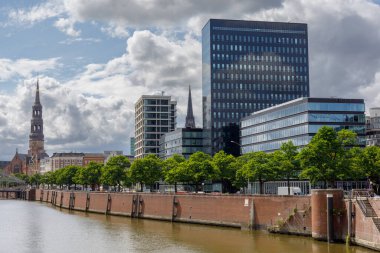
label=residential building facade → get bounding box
[83,153,105,166]
[134,94,177,159]
[202,19,309,155]
[241,97,365,153]
[50,152,84,171]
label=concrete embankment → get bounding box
[28,189,380,251]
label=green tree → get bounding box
[162,154,186,193]
[212,150,237,193]
[75,162,103,191]
[298,127,357,188]
[13,173,30,185]
[101,155,131,192]
[274,141,301,195]
[42,171,56,189]
[29,173,42,188]
[184,151,218,192]
[57,166,80,190]
[232,152,256,189]
[351,146,380,194]
[238,152,275,194]
[129,154,162,192]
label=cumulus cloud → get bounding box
[0,77,134,159]
[0,58,59,81]
[3,0,380,160]
[63,0,283,35]
[54,17,81,37]
[248,0,380,103]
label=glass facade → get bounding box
[159,128,211,159]
[366,108,380,146]
[202,19,309,155]
[241,97,365,153]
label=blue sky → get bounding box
[0,0,380,160]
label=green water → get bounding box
[0,200,377,253]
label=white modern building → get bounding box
[134,94,177,158]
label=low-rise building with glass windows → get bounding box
[366,107,380,146]
[240,97,366,153]
[159,86,211,159]
[159,128,211,159]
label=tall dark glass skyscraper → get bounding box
[202,19,309,155]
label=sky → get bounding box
[0,0,380,160]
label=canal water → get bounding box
[0,200,377,253]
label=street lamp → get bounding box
[230,140,241,147]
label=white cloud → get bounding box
[0,58,59,81]
[8,1,64,25]
[101,24,129,38]
[3,0,380,160]
[248,0,380,100]
[54,18,81,37]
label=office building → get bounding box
[135,94,177,159]
[241,97,365,153]
[202,19,309,155]
[160,86,210,159]
[366,108,380,146]
[130,137,135,156]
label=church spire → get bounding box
[35,79,40,104]
[28,80,44,157]
[185,85,196,128]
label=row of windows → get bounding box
[213,119,249,129]
[308,125,366,135]
[241,113,366,137]
[213,111,251,121]
[212,44,307,55]
[144,106,170,112]
[212,54,307,64]
[183,131,205,138]
[308,103,365,112]
[242,124,366,146]
[212,82,308,91]
[242,135,311,153]
[212,72,308,82]
[212,96,303,111]
[143,99,170,105]
[211,32,307,44]
[309,114,365,123]
[241,114,308,137]
[241,102,365,128]
[212,63,308,73]
[241,125,308,145]
[213,89,306,100]
[215,98,281,110]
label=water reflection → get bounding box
[0,200,377,253]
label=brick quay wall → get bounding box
[34,189,310,230]
[30,189,380,251]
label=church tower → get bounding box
[28,80,45,173]
[185,85,196,128]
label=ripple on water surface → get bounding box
[0,200,377,253]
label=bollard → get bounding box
[327,194,334,242]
